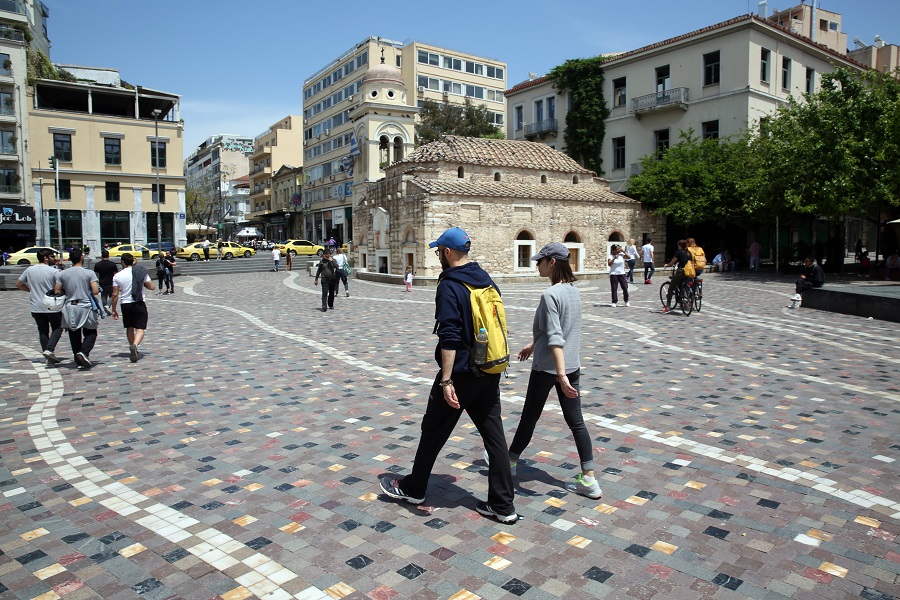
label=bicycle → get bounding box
[692,276,703,312]
[659,268,694,316]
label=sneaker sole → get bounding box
[76,354,92,369]
[475,504,518,523]
[129,346,139,363]
[378,479,424,505]
[566,484,603,499]
[44,353,61,365]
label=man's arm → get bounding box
[110,285,120,319]
[144,275,155,291]
[15,276,28,291]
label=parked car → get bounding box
[146,241,179,257]
[276,239,325,257]
[8,246,68,265]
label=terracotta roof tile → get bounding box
[505,75,551,95]
[409,179,636,204]
[395,136,593,175]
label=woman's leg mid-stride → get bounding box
[508,370,557,461]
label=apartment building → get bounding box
[28,66,184,255]
[246,115,302,239]
[0,0,50,251]
[301,36,506,246]
[506,11,862,193]
[185,134,252,239]
[271,164,302,239]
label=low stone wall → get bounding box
[801,286,900,323]
[355,269,616,287]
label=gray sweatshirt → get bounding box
[531,283,582,374]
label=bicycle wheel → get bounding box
[659,281,674,309]
[680,284,694,316]
[694,279,703,312]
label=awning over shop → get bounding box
[236,227,263,237]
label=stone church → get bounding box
[354,135,665,279]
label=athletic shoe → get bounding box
[346,292,350,297]
[104,305,112,316]
[43,350,61,364]
[75,352,92,369]
[610,303,617,308]
[129,344,139,363]
[378,475,424,505]
[475,501,518,524]
[565,473,602,499]
[320,307,327,312]
[624,302,631,307]
[483,449,518,477]
[792,293,802,301]
[645,279,652,285]
[661,307,672,314]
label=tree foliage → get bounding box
[749,67,900,220]
[627,130,759,226]
[415,97,502,145]
[547,56,609,175]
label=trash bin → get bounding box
[142,248,150,260]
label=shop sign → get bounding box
[1,205,35,227]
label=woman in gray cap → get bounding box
[493,241,602,498]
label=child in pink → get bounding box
[405,267,413,292]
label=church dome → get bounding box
[361,62,405,88]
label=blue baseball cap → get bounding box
[428,227,471,252]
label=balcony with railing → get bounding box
[0,26,24,43]
[631,87,689,117]
[0,143,16,155]
[0,103,14,117]
[0,183,19,194]
[0,0,25,16]
[524,118,558,138]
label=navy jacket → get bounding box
[434,261,499,374]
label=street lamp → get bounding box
[152,108,162,255]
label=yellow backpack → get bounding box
[435,280,510,375]
[689,246,707,269]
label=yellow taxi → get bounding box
[7,246,68,265]
[107,244,155,259]
[276,239,325,257]
[178,241,255,260]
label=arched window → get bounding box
[494,172,501,182]
[608,232,625,242]
[393,137,404,162]
[515,230,536,270]
[564,231,581,243]
[516,231,534,240]
[379,136,390,168]
[540,175,547,184]
[572,175,580,184]
[458,166,465,179]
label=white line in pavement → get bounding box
[1,340,329,600]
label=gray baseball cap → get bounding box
[530,242,570,262]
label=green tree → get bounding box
[750,67,900,219]
[627,130,756,226]
[547,56,609,174]
[415,97,501,145]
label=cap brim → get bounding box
[529,253,544,262]
[428,240,440,248]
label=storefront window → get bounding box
[48,209,82,251]
[100,211,130,246]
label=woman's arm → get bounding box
[550,346,577,398]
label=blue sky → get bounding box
[48,1,899,158]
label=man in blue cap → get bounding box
[379,227,517,523]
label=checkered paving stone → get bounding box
[0,269,898,599]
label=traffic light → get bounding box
[48,155,56,170]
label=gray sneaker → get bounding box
[43,350,61,364]
[565,474,602,499]
[379,475,424,505]
[129,344,139,363]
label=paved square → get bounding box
[0,266,897,599]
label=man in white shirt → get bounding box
[641,238,655,284]
[272,247,281,272]
[111,253,155,363]
[202,237,210,261]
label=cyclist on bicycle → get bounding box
[662,239,691,313]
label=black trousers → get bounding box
[67,328,97,358]
[32,312,62,352]
[400,371,515,514]
[320,278,337,308]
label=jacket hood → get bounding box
[439,261,492,288]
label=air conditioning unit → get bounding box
[442,91,449,97]
[347,95,354,103]
[316,133,322,139]
[417,86,425,93]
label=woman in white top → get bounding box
[608,244,630,307]
[625,238,639,283]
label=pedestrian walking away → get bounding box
[625,238,638,283]
[217,239,224,260]
[111,253,155,362]
[749,238,762,271]
[607,244,630,307]
[93,249,119,315]
[333,246,350,296]
[498,241,601,499]
[15,248,65,364]
[202,237,210,261]
[155,255,166,294]
[54,249,101,369]
[272,247,281,272]
[686,238,706,277]
[314,250,339,311]
[641,238,655,283]
[378,226,517,523]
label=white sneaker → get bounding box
[792,293,802,301]
[610,303,617,308]
[624,302,631,307]
[566,474,602,499]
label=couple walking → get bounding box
[379,229,600,524]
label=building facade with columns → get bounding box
[355,135,665,279]
[28,68,185,256]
